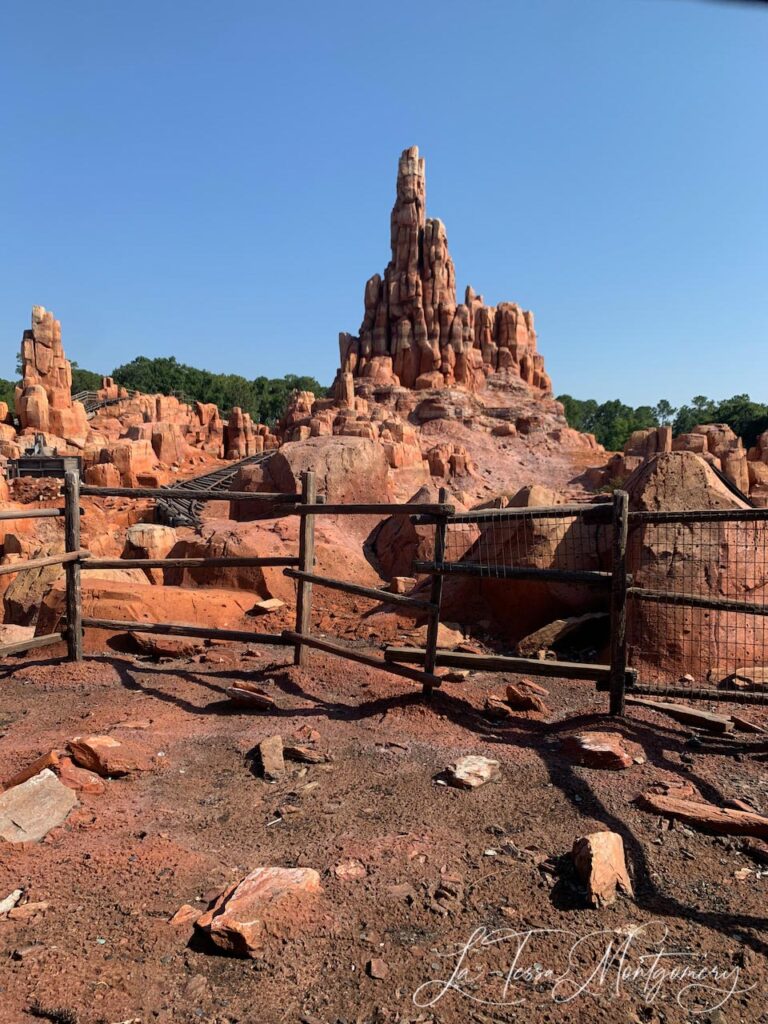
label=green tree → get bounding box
[652,399,677,426]
[0,377,17,410]
[70,362,103,394]
[111,355,328,425]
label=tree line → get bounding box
[109,356,328,425]
[1,356,328,427]
[558,394,768,452]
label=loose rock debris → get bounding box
[636,790,768,838]
[225,680,278,708]
[333,858,368,880]
[442,754,500,789]
[67,734,150,777]
[0,889,23,915]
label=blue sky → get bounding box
[1,0,766,407]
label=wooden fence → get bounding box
[0,471,453,695]
[0,475,638,707]
[21,478,759,715]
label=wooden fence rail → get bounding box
[0,477,645,713]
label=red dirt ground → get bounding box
[0,641,766,1024]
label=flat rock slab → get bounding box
[226,684,277,710]
[572,831,634,908]
[196,866,323,957]
[0,768,78,843]
[444,755,500,789]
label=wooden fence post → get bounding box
[293,470,317,666]
[422,486,448,698]
[64,470,83,662]
[608,488,629,715]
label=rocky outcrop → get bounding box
[15,306,89,444]
[594,422,766,504]
[35,577,263,638]
[334,147,551,396]
[232,436,394,510]
[224,408,278,459]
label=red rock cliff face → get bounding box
[336,146,551,396]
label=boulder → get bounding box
[150,423,189,465]
[124,523,177,582]
[515,612,608,658]
[126,523,177,556]
[36,578,262,637]
[84,462,122,488]
[367,485,474,579]
[3,543,67,626]
[439,495,609,643]
[163,521,296,605]
[255,436,393,506]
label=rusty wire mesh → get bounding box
[439,504,613,577]
[627,510,768,703]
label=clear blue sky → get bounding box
[2,0,766,408]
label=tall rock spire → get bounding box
[16,306,89,442]
[338,145,551,396]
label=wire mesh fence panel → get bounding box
[627,510,768,704]
[439,504,614,577]
[420,503,618,669]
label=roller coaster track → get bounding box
[156,451,276,528]
[72,390,133,419]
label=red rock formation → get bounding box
[224,408,278,459]
[335,146,551,396]
[624,451,767,681]
[16,306,89,444]
[593,422,761,503]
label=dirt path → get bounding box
[0,645,766,1023]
